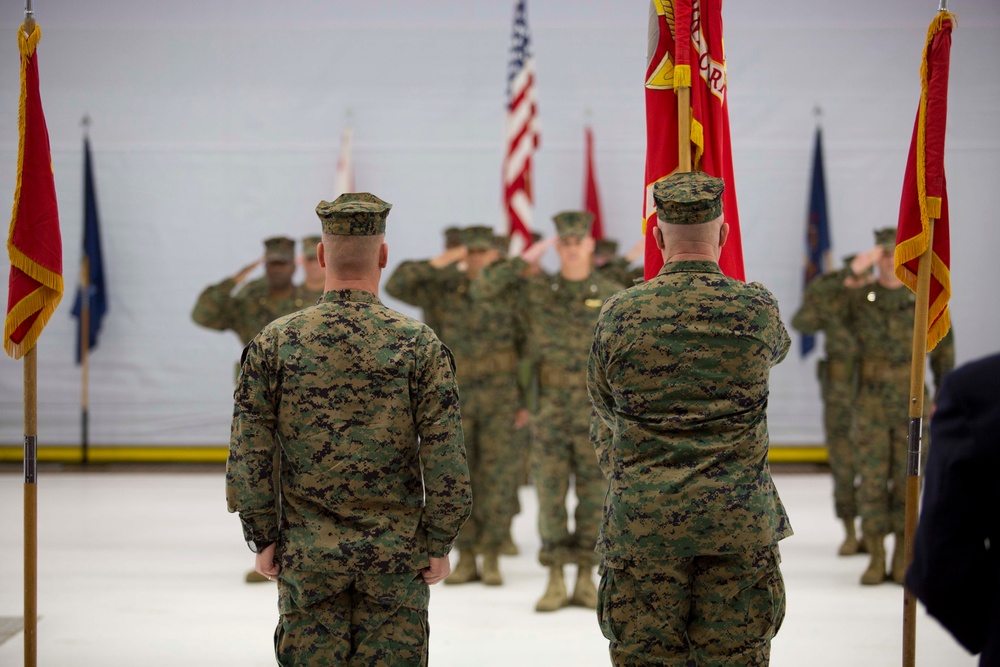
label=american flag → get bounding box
[503,0,540,251]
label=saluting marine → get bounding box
[791,254,873,556]
[191,235,311,346]
[850,227,954,586]
[476,211,623,612]
[385,224,526,587]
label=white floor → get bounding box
[0,469,976,667]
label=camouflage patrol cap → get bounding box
[315,192,392,236]
[653,171,724,225]
[595,239,618,257]
[462,226,495,251]
[444,226,463,249]
[874,227,896,252]
[301,235,322,260]
[263,236,295,263]
[552,211,594,239]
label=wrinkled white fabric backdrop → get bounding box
[1,1,998,447]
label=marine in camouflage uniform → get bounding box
[385,226,525,586]
[850,228,955,586]
[475,211,623,612]
[790,255,872,556]
[227,193,471,666]
[588,172,792,666]
[191,236,312,346]
[298,234,325,305]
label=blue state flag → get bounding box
[801,127,831,356]
[71,137,107,362]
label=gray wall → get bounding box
[1,1,998,447]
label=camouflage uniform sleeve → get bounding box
[384,260,440,309]
[790,269,848,334]
[751,282,792,366]
[414,332,472,558]
[225,332,280,546]
[929,327,956,399]
[471,257,527,300]
[587,306,616,478]
[191,277,239,331]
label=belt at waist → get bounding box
[454,351,519,379]
[859,358,911,384]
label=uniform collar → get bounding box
[658,260,722,276]
[320,289,381,305]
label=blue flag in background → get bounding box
[71,137,107,363]
[801,127,831,356]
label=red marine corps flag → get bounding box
[643,0,744,281]
[894,11,954,352]
[502,0,540,252]
[5,22,63,359]
[583,126,605,240]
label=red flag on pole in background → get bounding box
[503,0,540,252]
[5,24,63,359]
[583,126,604,240]
[643,0,744,281]
[894,11,954,352]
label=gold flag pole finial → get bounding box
[24,0,36,35]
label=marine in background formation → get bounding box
[476,211,623,612]
[385,225,526,587]
[593,237,645,287]
[227,192,471,665]
[849,227,954,586]
[191,236,311,346]
[298,234,325,305]
[791,254,874,556]
[589,171,791,666]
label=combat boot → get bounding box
[481,551,503,586]
[535,566,568,612]
[838,519,862,556]
[860,534,887,585]
[570,565,598,608]
[445,549,479,585]
[500,534,519,556]
[890,533,906,585]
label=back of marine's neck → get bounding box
[325,276,380,296]
[662,251,717,264]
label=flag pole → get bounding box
[80,116,92,465]
[22,4,39,664]
[23,348,38,667]
[677,88,691,172]
[902,220,934,667]
[80,257,90,464]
